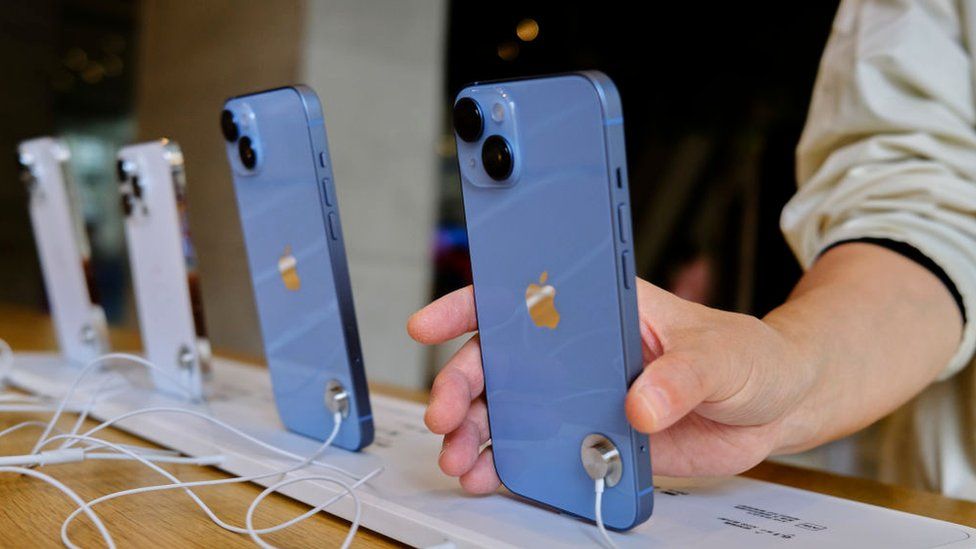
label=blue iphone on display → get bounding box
[452,72,652,529]
[221,86,372,451]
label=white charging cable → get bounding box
[593,478,617,548]
[59,450,376,549]
[51,421,380,548]
[582,436,622,548]
[0,338,90,413]
[65,405,371,481]
[4,351,377,546]
[0,466,115,549]
[245,475,362,549]
[0,447,223,467]
[21,355,203,466]
[56,376,128,450]
[0,420,63,442]
[0,448,86,466]
[0,403,87,414]
[29,352,198,456]
[0,420,178,466]
[85,452,226,465]
[244,467,382,545]
[49,414,366,546]
[3,353,210,467]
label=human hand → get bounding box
[406,278,814,493]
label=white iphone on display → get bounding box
[117,139,210,398]
[18,137,108,365]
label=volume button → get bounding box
[617,203,630,243]
[321,177,333,206]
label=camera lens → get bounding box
[116,159,127,182]
[221,110,239,142]
[481,135,513,181]
[239,136,257,169]
[453,98,484,143]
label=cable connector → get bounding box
[581,433,621,549]
[0,448,85,467]
[38,448,86,465]
[325,379,350,419]
[581,433,622,487]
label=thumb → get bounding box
[628,279,716,432]
[625,351,714,434]
[627,279,789,434]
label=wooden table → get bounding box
[1,305,973,547]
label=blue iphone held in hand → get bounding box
[221,86,373,451]
[453,72,653,529]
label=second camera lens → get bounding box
[239,136,257,169]
[482,135,513,181]
[221,110,239,142]
[453,98,484,143]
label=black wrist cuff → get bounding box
[821,237,966,324]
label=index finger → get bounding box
[407,285,478,345]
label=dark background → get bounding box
[1,0,137,321]
[435,2,839,315]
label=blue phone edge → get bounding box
[582,71,654,530]
[291,85,374,451]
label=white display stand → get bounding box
[7,352,974,548]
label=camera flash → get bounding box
[491,103,505,123]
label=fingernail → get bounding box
[637,383,670,428]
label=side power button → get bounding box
[621,250,634,289]
[327,212,339,240]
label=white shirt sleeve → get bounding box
[782,0,976,379]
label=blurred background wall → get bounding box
[1,0,136,317]
[135,0,305,367]
[0,0,56,309]
[300,0,446,388]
